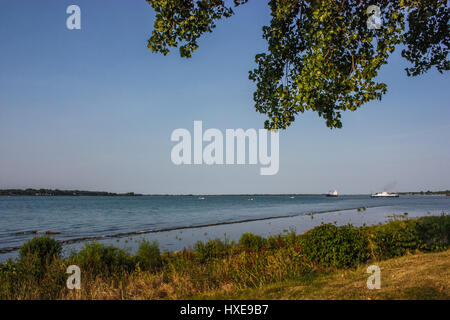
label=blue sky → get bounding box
[0,0,449,194]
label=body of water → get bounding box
[0,195,448,261]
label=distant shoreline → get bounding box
[0,189,142,197]
[0,188,449,197]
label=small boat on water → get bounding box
[371,191,399,198]
[326,190,338,197]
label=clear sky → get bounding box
[0,0,449,194]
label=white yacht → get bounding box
[371,191,399,198]
[326,190,338,197]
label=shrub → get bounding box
[239,233,266,250]
[300,224,370,268]
[0,259,19,299]
[18,236,62,279]
[69,242,135,277]
[19,235,62,262]
[414,215,450,252]
[369,215,450,259]
[194,239,230,263]
[2,252,66,299]
[370,220,419,259]
[264,230,300,250]
[32,258,67,299]
[266,235,285,249]
[136,240,162,271]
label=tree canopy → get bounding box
[146,0,449,129]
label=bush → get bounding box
[266,230,299,249]
[300,224,370,268]
[69,242,135,277]
[19,235,62,262]
[136,240,162,271]
[18,236,62,279]
[0,259,19,299]
[368,215,450,259]
[2,245,66,299]
[194,239,230,263]
[414,215,450,251]
[370,220,419,259]
[239,233,266,250]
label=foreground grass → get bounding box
[195,250,450,300]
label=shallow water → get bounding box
[0,195,448,261]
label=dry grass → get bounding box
[195,250,450,300]
[56,249,450,300]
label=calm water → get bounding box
[0,195,449,261]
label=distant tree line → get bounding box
[398,190,450,195]
[0,189,141,196]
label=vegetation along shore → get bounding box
[0,189,141,197]
[0,214,448,300]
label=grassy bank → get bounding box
[0,214,448,300]
[197,249,450,300]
